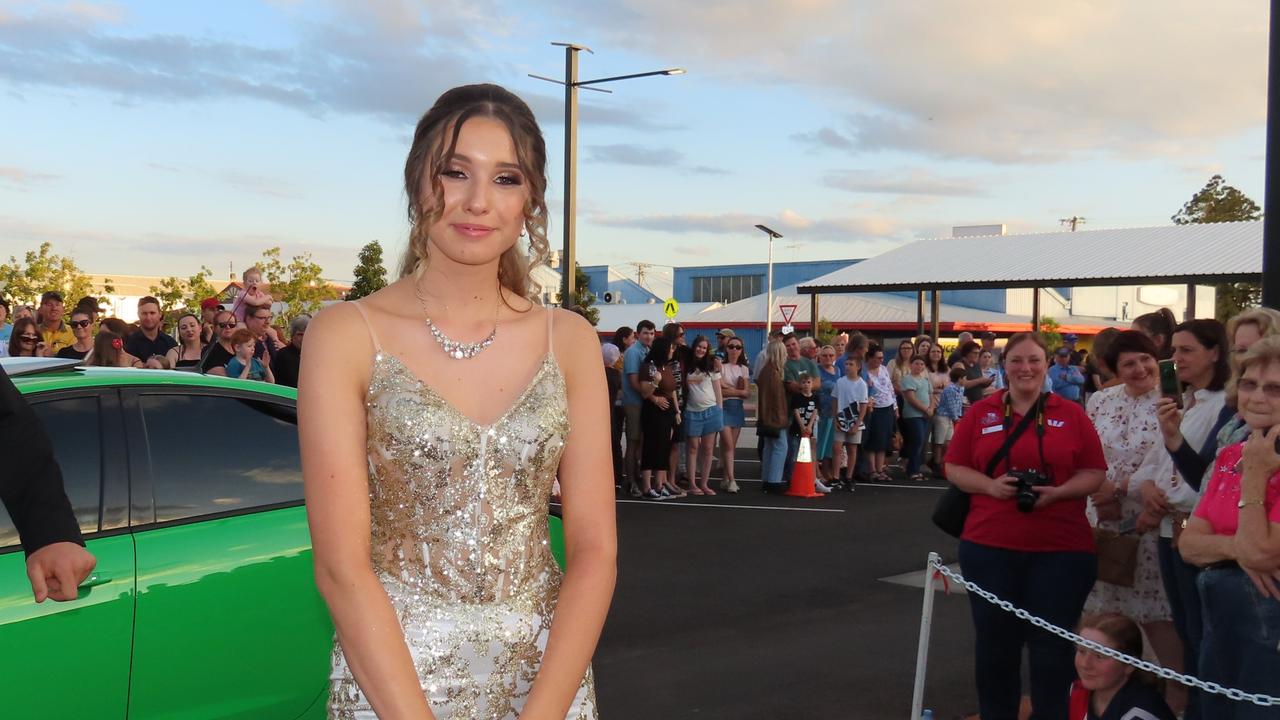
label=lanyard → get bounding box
[1000,391,1049,475]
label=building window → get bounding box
[691,274,764,304]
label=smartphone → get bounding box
[1158,359,1182,409]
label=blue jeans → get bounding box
[760,432,788,485]
[1198,565,1280,720]
[958,540,1096,720]
[783,432,800,485]
[1158,536,1204,720]
[901,416,927,475]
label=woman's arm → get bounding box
[712,372,724,408]
[263,361,275,385]
[523,311,616,720]
[1032,468,1106,507]
[1236,429,1280,572]
[299,305,435,720]
[165,347,180,367]
[1178,516,1238,567]
[945,463,1018,500]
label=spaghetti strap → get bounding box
[351,301,383,354]
[546,306,555,357]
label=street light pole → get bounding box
[562,45,580,308]
[756,224,783,335]
[531,44,685,306]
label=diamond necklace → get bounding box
[414,281,499,360]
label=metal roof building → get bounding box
[796,221,1262,335]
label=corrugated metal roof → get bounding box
[683,286,1116,330]
[798,221,1262,293]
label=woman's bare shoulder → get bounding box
[550,308,602,375]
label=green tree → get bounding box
[815,316,837,345]
[149,266,217,322]
[258,247,339,325]
[1171,174,1264,319]
[347,240,388,301]
[0,242,95,307]
[1038,316,1063,351]
[570,263,599,326]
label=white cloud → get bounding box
[824,168,987,197]
[552,0,1268,163]
[590,208,898,242]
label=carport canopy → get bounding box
[795,221,1262,333]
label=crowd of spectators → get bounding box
[0,272,309,388]
[600,308,1278,718]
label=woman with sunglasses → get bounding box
[199,311,240,375]
[53,310,94,361]
[166,313,205,370]
[8,317,46,357]
[718,336,750,493]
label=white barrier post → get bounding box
[910,552,940,720]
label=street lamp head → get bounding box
[662,68,686,75]
[552,41,594,53]
[755,224,783,239]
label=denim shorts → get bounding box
[684,406,724,437]
[722,399,745,428]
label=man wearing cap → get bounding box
[715,328,735,361]
[1048,346,1086,403]
[37,291,74,356]
[1062,332,1086,368]
[199,297,223,345]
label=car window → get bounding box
[0,396,103,550]
[139,394,301,523]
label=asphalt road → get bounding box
[590,435,981,720]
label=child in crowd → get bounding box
[832,355,868,490]
[931,366,966,476]
[230,266,283,346]
[225,328,275,383]
[789,373,828,493]
[1069,613,1175,720]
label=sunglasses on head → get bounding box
[70,319,92,329]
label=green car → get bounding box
[0,358,567,719]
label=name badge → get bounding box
[981,425,1003,436]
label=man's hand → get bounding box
[651,395,670,411]
[26,542,96,603]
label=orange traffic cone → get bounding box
[786,435,824,498]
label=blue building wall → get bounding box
[580,265,660,304]
[673,259,859,303]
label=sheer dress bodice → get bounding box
[365,351,566,611]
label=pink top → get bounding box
[1193,442,1280,535]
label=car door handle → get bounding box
[78,574,111,588]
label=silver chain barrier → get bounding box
[929,558,1280,708]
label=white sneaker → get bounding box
[814,479,833,494]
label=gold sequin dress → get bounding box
[329,305,598,719]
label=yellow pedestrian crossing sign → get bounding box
[663,298,679,319]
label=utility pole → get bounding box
[1059,216,1087,232]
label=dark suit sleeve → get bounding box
[0,367,83,556]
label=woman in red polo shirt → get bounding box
[945,332,1108,720]
[1178,335,1280,719]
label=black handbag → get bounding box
[931,394,1043,538]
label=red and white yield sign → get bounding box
[778,304,798,326]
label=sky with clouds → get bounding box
[0,0,1270,283]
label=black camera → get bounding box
[1010,468,1051,513]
